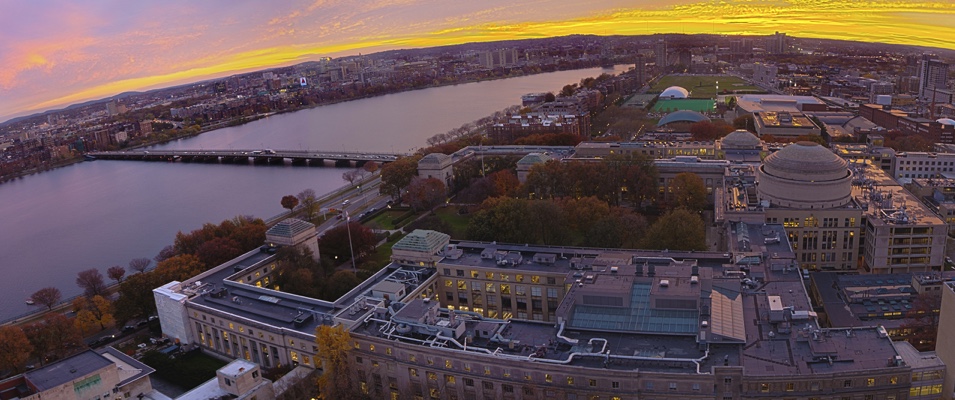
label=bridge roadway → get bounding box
[87,149,402,167]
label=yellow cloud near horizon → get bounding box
[16,0,955,117]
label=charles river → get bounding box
[0,66,628,322]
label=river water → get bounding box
[0,65,628,321]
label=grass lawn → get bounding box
[358,232,407,272]
[433,207,471,239]
[650,75,760,98]
[141,350,228,389]
[365,210,410,230]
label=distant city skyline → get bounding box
[2,0,954,122]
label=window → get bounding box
[464,378,474,387]
[786,382,794,391]
[427,372,437,381]
[612,381,620,389]
[866,378,875,387]
[567,377,574,385]
[843,380,852,388]
[545,374,553,383]
[483,381,494,390]
[692,383,700,391]
[589,379,597,387]
[356,356,363,364]
[409,368,418,377]
[760,383,769,392]
[446,375,456,385]
[502,384,514,393]
[669,382,677,391]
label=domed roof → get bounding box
[657,110,710,127]
[762,142,847,181]
[721,130,761,148]
[660,86,689,99]
[938,118,955,126]
[757,141,852,209]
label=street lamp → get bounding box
[343,201,357,272]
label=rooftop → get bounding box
[24,350,113,392]
[265,219,315,238]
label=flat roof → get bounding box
[24,350,112,392]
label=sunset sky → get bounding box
[2,0,954,122]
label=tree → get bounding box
[379,156,421,200]
[129,257,152,274]
[76,268,107,298]
[640,208,708,251]
[544,92,556,102]
[315,324,359,400]
[325,271,362,300]
[319,223,377,263]
[297,189,318,220]
[107,265,126,283]
[0,326,33,373]
[113,272,163,324]
[584,209,647,249]
[154,254,206,282]
[281,194,299,214]
[403,177,446,212]
[23,314,84,364]
[362,161,379,174]
[342,169,363,187]
[30,287,62,311]
[195,236,243,267]
[690,120,735,141]
[74,295,115,334]
[670,172,708,212]
[154,246,176,263]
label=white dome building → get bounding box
[659,86,689,99]
[757,141,852,209]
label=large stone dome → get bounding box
[721,130,761,149]
[757,142,852,209]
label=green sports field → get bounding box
[650,75,761,98]
[652,98,716,113]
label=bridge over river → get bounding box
[87,149,402,167]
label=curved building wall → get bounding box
[757,165,852,208]
[756,142,852,209]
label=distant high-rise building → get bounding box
[105,101,119,117]
[634,54,647,85]
[478,48,519,68]
[654,39,668,68]
[677,49,691,67]
[918,55,949,101]
[767,31,788,54]
[730,38,753,54]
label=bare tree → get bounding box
[75,268,107,298]
[106,265,126,283]
[154,246,175,263]
[342,169,362,186]
[30,287,62,311]
[129,257,152,274]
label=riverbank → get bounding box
[0,63,614,185]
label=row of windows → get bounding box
[779,217,857,228]
[442,269,559,285]
[757,376,901,393]
[445,280,559,298]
